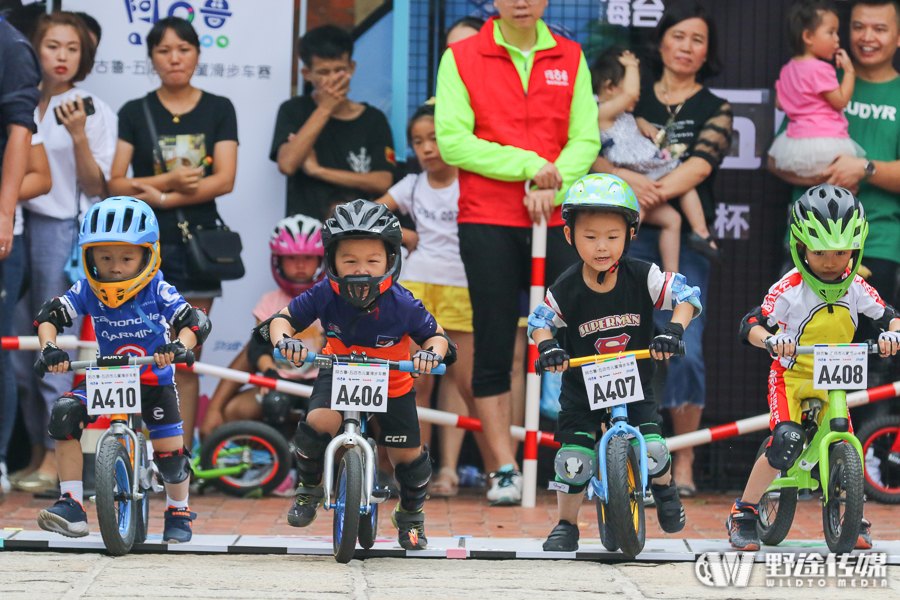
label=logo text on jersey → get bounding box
[579,314,640,337]
[544,69,569,86]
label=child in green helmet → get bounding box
[731,183,900,551]
[529,173,703,552]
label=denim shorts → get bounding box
[159,243,222,299]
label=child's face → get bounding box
[805,10,840,60]
[281,254,321,282]
[805,247,853,281]
[91,245,145,281]
[565,212,631,276]
[334,238,388,278]
[410,117,448,173]
[302,54,355,91]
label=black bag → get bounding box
[142,96,245,281]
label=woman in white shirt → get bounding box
[10,12,116,493]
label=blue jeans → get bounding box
[628,229,709,409]
[0,236,25,462]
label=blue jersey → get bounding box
[60,273,190,385]
[288,280,438,396]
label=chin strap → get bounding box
[596,260,621,284]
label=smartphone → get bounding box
[55,96,95,125]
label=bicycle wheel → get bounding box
[754,436,797,546]
[333,449,362,563]
[357,441,378,550]
[96,437,137,556]
[596,495,618,552]
[823,442,865,554]
[857,415,900,504]
[606,436,645,559]
[200,421,291,497]
[134,433,151,544]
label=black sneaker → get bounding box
[651,481,686,533]
[37,493,89,538]
[287,485,324,527]
[163,506,197,543]
[392,505,427,550]
[726,501,760,551]
[542,520,579,552]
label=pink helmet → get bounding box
[270,215,326,296]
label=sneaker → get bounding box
[726,501,761,551]
[163,506,197,543]
[0,462,10,495]
[15,470,58,494]
[37,493,89,538]
[650,480,686,533]
[272,470,297,498]
[542,520,579,552]
[486,466,523,506]
[856,518,873,550]
[286,485,324,527]
[392,505,427,550]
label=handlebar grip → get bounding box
[675,340,686,357]
[176,349,195,367]
[399,360,447,375]
[33,359,48,379]
[273,349,317,363]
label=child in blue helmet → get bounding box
[34,197,211,543]
[529,173,703,552]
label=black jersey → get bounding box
[542,256,689,405]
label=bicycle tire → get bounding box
[96,437,136,556]
[334,449,362,563]
[134,433,150,544]
[596,495,618,552]
[357,441,378,550]
[856,415,900,504]
[200,421,291,497]
[606,436,645,559]
[823,442,865,554]
[754,436,797,546]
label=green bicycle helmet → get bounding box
[790,183,868,305]
[562,173,640,283]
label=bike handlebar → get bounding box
[35,350,195,379]
[273,349,446,375]
[568,343,686,369]
[791,341,880,356]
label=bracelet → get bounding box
[160,192,167,206]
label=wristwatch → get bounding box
[864,159,876,180]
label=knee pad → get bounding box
[767,421,806,471]
[261,390,292,427]
[634,424,670,478]
[551,432,595,494]
[154,447,192,484]
[394,451,432,512]
[48,395,89,441]
[292,421,332,482]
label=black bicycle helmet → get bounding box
[322,199,403,309]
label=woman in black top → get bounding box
[108,17,238,447]
[593,1,732,497]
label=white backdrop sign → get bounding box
[62,0,294,398]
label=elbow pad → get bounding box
[671,273,702,317]
[255,313,302,345]
[439,332,457,367]
[873,304,900,332]
[34,298,73,335]
[172,306,212,346]
[527,304,559,339]
[738,306,775,345]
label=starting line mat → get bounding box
[3,530,900,561]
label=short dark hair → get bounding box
[650,0,721,82]
[146,17,200,58]
[75,11,101,43]
[447,16,485,35]
[591,45,629,94]
[299,25,353,68]
[786,0,837,56]
[407,103,435,143]
[850,0,900,26]
[31,12,95,83]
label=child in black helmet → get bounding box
[262,199,455,550]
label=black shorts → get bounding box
[68,381,184,440]
[308,369,420,449]
[556,385,661,437]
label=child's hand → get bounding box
[634,117,659,140]
[835,49,854,74]
[535,339,569,373]
[41,342,70,374]
[153,339,187,369]
[276,334,308,366]
[764,333,796,358]
[411,347,442,378]
[649,322,684,360]
[878,331,900,357]
[618,51,639,69]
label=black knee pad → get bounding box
[154,447,192,484]
[767,421,806,471]
[394,451,432,512]
[261,390,292,427]
[293,421,332,484]
[48,395,89,441]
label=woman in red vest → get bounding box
[435,0,599,506]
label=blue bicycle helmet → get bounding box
[79,197,161,308]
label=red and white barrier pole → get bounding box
[1,335,85,350]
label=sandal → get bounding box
[688,232,723,262]
[428,466,459,498]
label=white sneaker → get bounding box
[0,462,10,494]
[486,468,523,506]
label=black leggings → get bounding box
[458,223,579,398]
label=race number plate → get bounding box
[331,362,389,413]
[85,365,142,415]
[813,344,868,390]
[582,355,645,410]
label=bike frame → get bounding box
[95,414,145,504]
[322,411,379,515]
[588,404,650,504]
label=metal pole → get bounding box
[522,213,547,508]
[391,0,410,161]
